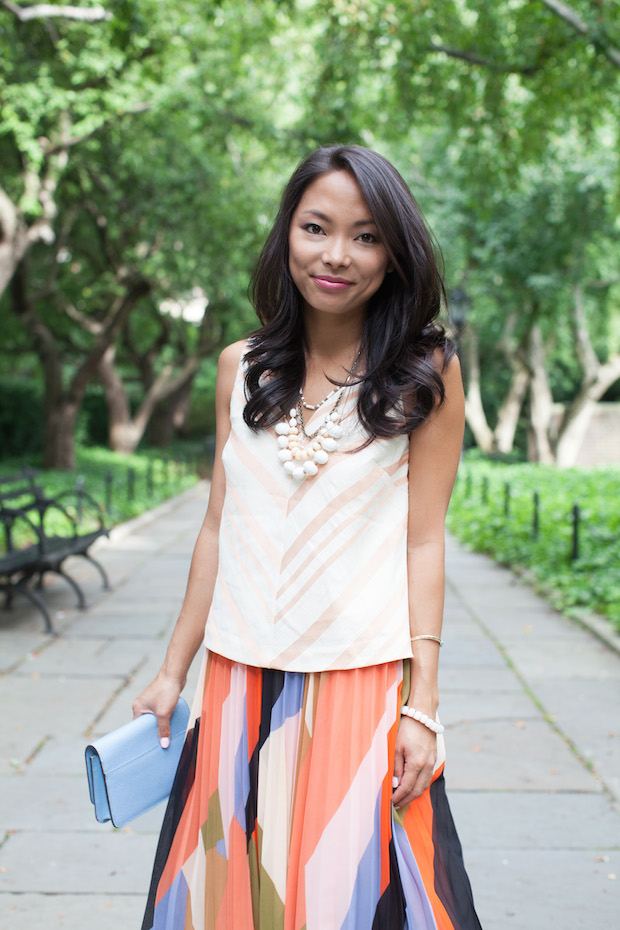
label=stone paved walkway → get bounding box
[0,481,618,929]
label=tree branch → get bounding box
[540,0,620,69]
[81,197,121,273]
[585,276,620,289]
[428,42,538,75]
[132,354,204,431]
[70,274,151,397]
[0,184,30,296]
[60,297,102,334]
[0,1,111,23]
[43,103,151,157]
[572,284,599,381]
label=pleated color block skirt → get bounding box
[141,651,482,930]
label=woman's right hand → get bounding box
[132,671,185,748]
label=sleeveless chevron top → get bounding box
[204,350,414,671]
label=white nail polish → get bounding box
[160,737,170,749]
[392,776,399,788]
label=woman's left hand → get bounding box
[392,716,438,808]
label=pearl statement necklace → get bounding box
[275,397,345,480]
[275,352,361,481]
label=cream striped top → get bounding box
[204,350,414,671]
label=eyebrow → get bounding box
[299,210,377,227]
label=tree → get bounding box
[0,0,295,466]
[2,0,619,468]
[438,146,619,464]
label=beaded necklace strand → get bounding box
[275,349,362,481]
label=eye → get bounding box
[302,223,324,235]
[356,232,378,244]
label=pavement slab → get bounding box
[497,635,619,681]
[464,849,618,930]
[1,485,618,929]
[8,636,149,680]
[531,678,620,800]
[448,790,620,850]
[0,675,121,775]
[440,688,541,722]
[444,719,601,792]
[0,830,159,894]
[439,665,525,692]
[0,893,148,930]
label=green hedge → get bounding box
[0,378,44,456]
[0,445,208,551]
[447,458,620,630]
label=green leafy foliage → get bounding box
[1,0,619,467]
[0,445,205,551]
[447,457,620,630]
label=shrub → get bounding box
[448,458,620,631]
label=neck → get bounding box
[302,306,365,361]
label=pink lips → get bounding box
[312,275,353,291]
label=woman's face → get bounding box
[288,171,392,320]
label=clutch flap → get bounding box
[88,698,190,774]
[84,697,190,828]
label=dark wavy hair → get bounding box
[243,144,454,440]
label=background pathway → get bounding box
[0,482,618,929]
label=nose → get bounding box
[322,235,351,268]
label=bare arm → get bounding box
[392,353,465,806]
[132,341,244,744]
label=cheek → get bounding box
[369,256,390,284]
[289,234,307,269]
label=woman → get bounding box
[134,145,482,929]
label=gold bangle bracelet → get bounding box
[410,634,444,647]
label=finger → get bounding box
[157,715,171,749]
[392,763,417,808]
[396,766,434,807]
[392,746,405,792]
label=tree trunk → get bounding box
[554,396,597,468]
[462,327,495,452]
[554,358,620,466]
[9,260,79,469]
[553,285,620,466]
[98,346,142,454]
[148,380,194,447]
[10,261,151,466]
[527,325,555,464]
[148,402,174,448]
[171,380,193,434]
[495,366,530,454]
[98,340,204,454]
[43,397,80,469]
[462,323,531,455]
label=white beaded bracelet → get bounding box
[400,705,445,735]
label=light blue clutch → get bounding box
[85,697,190,828]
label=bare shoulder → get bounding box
[441,351,462,389]
[215,340,246,410]
[431,348,463,404]
[218,340,246,375]
[432,346,461,376]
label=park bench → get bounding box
[0,469,110,634]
